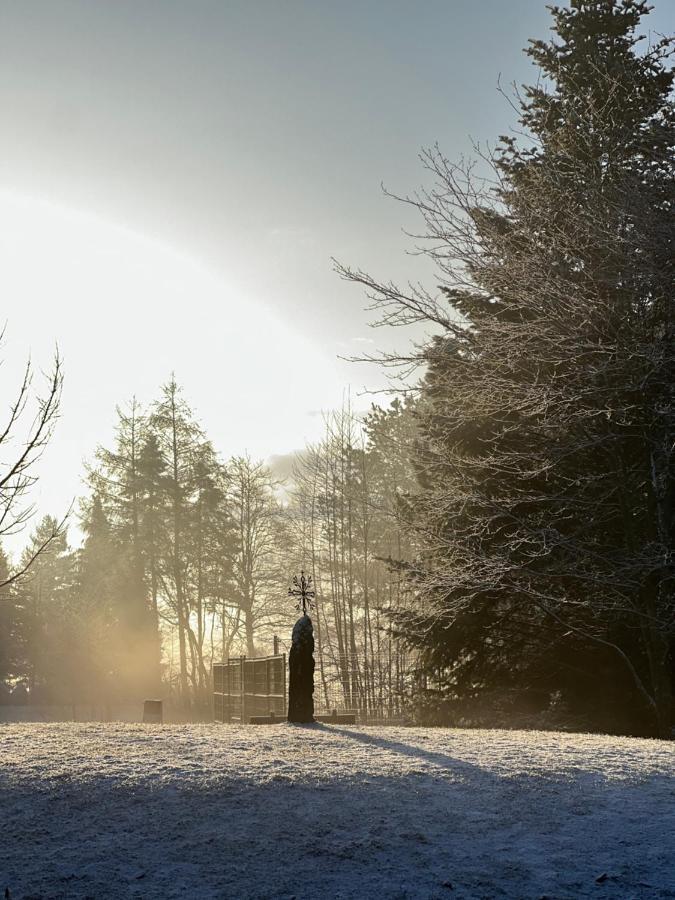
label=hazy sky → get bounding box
[0,0,673,547]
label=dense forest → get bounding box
[1,0,673,737]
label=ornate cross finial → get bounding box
[288,570,315,615]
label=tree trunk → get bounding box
[245,607,255,657]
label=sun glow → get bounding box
[0,192,344,536]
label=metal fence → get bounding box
[213,648,419,725]
[213,654,286,723]
[313,651,419,724]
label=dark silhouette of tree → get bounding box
[12,516,72,702]
[87,401,163,693]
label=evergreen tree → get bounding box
[88,401,163,693]
[340,0,674,736]
[136,431,168,686]
[85,381,239,709]
[150,377,203,703]
[73,495,118,708]
[13,517,72,702]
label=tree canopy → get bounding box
[340,0,674,737]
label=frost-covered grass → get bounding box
[1,723,673,899]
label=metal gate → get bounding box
[213,654,286,723]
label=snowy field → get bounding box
[1,723,674,899]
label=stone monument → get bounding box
[287,571,316,724]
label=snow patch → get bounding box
[1,723,673,898]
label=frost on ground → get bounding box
[1,723,673,899]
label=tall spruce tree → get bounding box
[340,0,674,736]
[136,430,167,684]
[74,495,119,708]
[13,517,72,702]
[87,402,162,693]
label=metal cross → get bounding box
[288,570,315,615]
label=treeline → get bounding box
[1,378,286,712]
[0,512,156,710]
[0,380,417,716]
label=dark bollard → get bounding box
[287,614,315,723]
[143,699,163,724]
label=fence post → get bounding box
[282,653,287,718]
[273,634,279,656]
[212,665,217,723]
[240,656,246,724]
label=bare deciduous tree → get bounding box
[0,338,63,591]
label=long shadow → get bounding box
[324,724,491,779]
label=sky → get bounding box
[0,0,673,549]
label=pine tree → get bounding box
[150,376,234,705]
[86,381,240,709]
[74,495,119,708]
[88,401,163,693]
[13,517,72,703]
[136,430,168,685]
[340,0,674,736]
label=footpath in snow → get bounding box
[1,723,674,899]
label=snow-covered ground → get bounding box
[1,723,673,899]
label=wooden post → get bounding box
[282,653,287,718]
[273,634,279,656]
[240,656,246,724]
[143,700,163,724]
